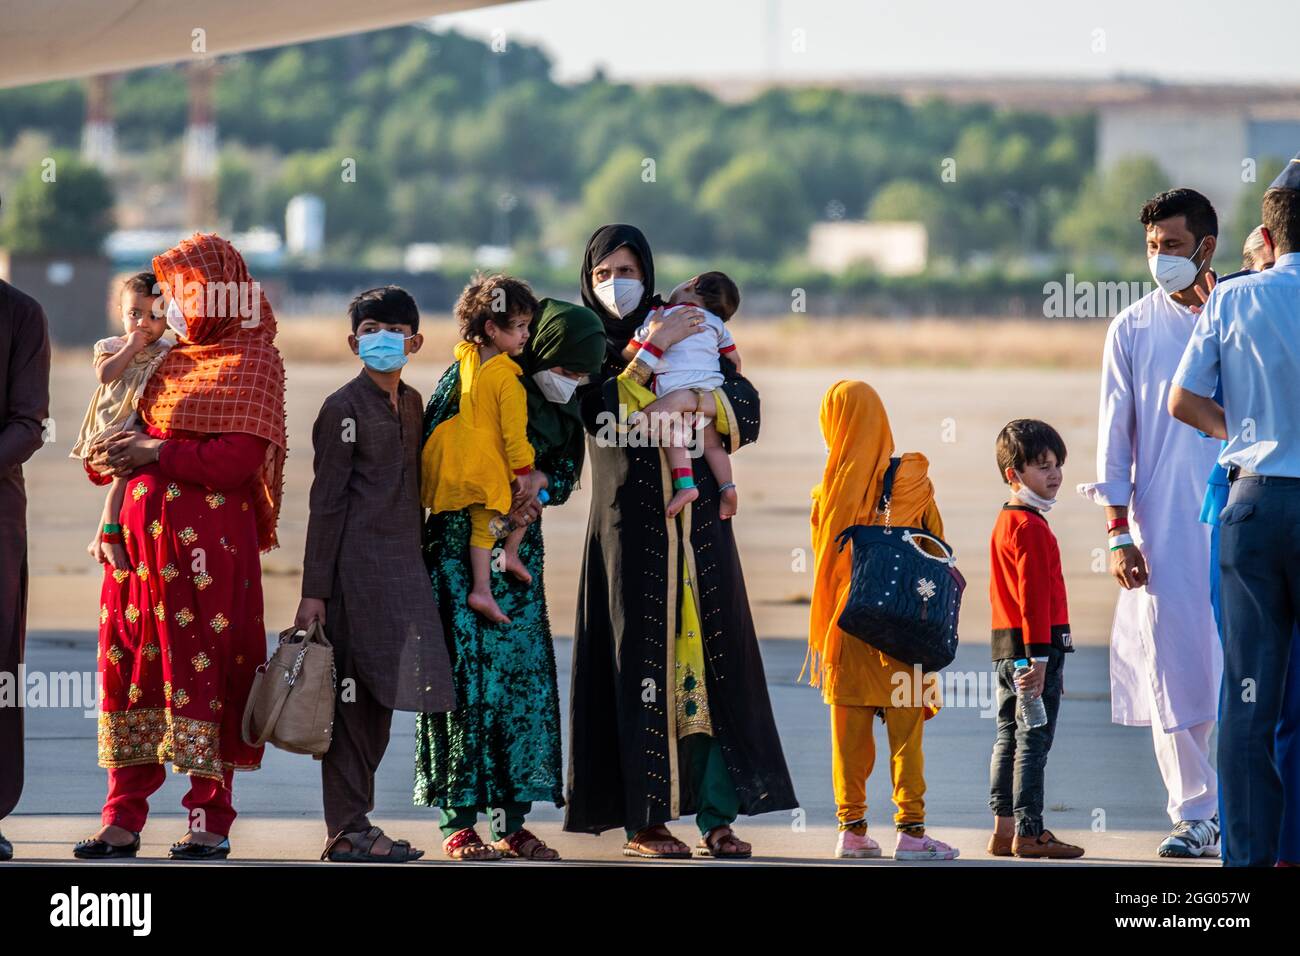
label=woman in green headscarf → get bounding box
[413,292,605,861]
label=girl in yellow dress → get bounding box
[422,275,537,624]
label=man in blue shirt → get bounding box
[1170,153,1300,866]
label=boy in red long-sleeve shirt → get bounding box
[986,420,1084,859]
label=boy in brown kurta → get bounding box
[296,286,455,862]
[0,279,51,861]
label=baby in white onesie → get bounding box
[628,271,742,520]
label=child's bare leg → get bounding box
[665,441,699,518]
[501,524,532,584]
[468,545,511,624]
[701,423,738,518]
[631,388,698,441]
[92,477,130,569]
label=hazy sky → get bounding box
[435,0,1300,85]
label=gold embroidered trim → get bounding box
[98,708,228,778]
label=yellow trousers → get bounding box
[830,704,926,830]
[467,504,501,550]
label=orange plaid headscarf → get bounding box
[140,233,287,552]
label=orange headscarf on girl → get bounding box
[806,380,941,689]
[140,233,287,552]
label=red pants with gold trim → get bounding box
[102,764,236,837]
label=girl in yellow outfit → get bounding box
[423,276,536,624]
[807,380,960,861]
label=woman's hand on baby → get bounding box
[509,471,549,526]
[100,431,164,476]
[510,470,546,510]
[642,306,707,350]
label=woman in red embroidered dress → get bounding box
[73,234,287,861]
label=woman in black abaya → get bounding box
[564,223,797,858]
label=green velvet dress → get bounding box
[412,360,575,812]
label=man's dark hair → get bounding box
[122,271,159,297]
[1262,187,1300,255]
[996,419,1067,484]
[348,285,420,333]
[454,273,538,344]
[694,271,740,322]
[1139,188,1218,242]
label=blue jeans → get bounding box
[989,648,1065,837]
[1218,477,1300,866]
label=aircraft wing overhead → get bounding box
[0,0,515,89]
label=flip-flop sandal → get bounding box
[321,826,425,863]
[443,827,501,861]
[622,826,691,859]
[493,828,560,861]
[693,826,752,859]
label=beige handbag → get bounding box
[242,621,336,756]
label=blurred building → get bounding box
[1097,94,1300,216]
[807,221,927,275]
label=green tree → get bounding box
[1219,155,1290,271]
[216,149,261,231]
[259,150,391,255]
[697,153,810,261]
[576,146,699,253]
[1052,156,1171,268]
[866,178,964,259]
[0,150,114,254]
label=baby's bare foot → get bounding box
[503,552,532,585]
[720,485,739,519]
[468,591,511,624]
[666,486,699,518]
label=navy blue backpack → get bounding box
[834,457,965,672]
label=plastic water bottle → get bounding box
[1013,658,1049,729]
[489,489,550,539]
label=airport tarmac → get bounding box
[4,633,1214,866]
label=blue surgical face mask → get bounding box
[357,329,410,372]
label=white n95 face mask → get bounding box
[593,277,644,319]
[165,296,188,337]
[1148,236,1207,295]
[533,368,581,403]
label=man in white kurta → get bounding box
[1079,285,1223,846]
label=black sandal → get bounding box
[693,825,752,859]
[168,836,230,860]
[0,832,12,861]
[322,826,425,863]
[73,831,141,859]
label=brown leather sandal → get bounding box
[443,827,502,861]
[492,828,560,861]
[322,826,424,863]
[693,825,752,859]
[623,824,691,859]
